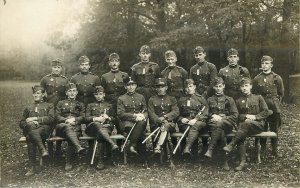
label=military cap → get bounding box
[184,79,195,87]
[66,82,77,91]
[51,58,63,66]
[240,77,252,86]
[193,46,205,54]
[124,76,136,85]
[140,45,151,53]
[165,50,176,58]
[155,78,167,86]
[78,55,90,64]
[109,53,120,61]
[227,48,239,56]
[94,86,105,93]
[32,85,45,93]
[212,77,224,86]
[261,55,273,63]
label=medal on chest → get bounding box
[50,78,54,81]
[142,68,146,74]
[264,78,267,82]
[35,106,38,113]
[168,72,172,79]
[197,69,200,75]
[187,100,191,107]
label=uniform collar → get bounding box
[229,64,238,68]
[111,69,119,73]
[127,91,136,95]
[262,71,272,75]
[51,73,60,77]
[197,61,206,66]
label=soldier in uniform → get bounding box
[101,53,129,135]
[161,50,188,100]
[252,55,284,157]
[117,77,148,155]
[223,77,269,171]
[56,83,86,171]
[219,48,250,100]
[178,79,209,157]
[148,78,179,165]
[131,45,160,102]
[70,55,101,107]
[204,77,238,170]
[40,58,68,107]
[189,46,217,98]
[85,86,119,170]
[19,85,54,176]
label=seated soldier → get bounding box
[19,85,54,176]
[85,86,119,170]
[223,77,269,171]
[178,79,209,157]
[117,77,148,156]
[204,77,238,170]
[148,78,179,166]
[56,83,85,171]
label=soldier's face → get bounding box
[165,56,177,67]
[94,92,105,102]
[261,61,273,72]
[52,65,62,75]
[66,88,78,99]
[109,59,120,70]
[126,83,137,93]
[185,84,196,95]
[139,52,151,62]
[32,90,45,102]
[79,62,90,73]
[194,52,206,63]
[156,85,168,95]
[227,55,239,66]
[240,83,252,95]
[213,83,225,95]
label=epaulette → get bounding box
[44,74,52,77]
[89,72,96,75]
[149,62,158,66]
[60,75,68,79]
[176,66,186,72]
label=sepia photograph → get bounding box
[0,0,299,187]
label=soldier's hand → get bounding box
[158,117,165,123]
[181,118,189,124]
[211,114,222,122]
[102,114,110,120]
[188,119,197,126]
[94,116,106,123]
[246,114,256,121]
[26,117,38,123]
[65,117,76,125]
[160,125,165,132]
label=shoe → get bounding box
[25,167,35,176]
[222,161,230,171]
[235,163,246,171]
[41,150,49,158]
[129,146,138,155]
[96,161,105,170]
[223,144,233,152]
[65,162,73,171]
[76,147,85,154]
[111,144,119,151]
[154,148,161,154]
[183,147,192,156]
[204,150,212,158]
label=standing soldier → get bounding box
[85,86,119,170]
[70,55,101,107]
[40,58,68,107]
[101,53,129,134]
[56,83,86,171]
[148,78,179,166]
[223,77,269,171]
[219,48,250,100]
[161,50,188,100]
[20,85,54,176]
[131,45,160,102]
[178,79,209,157]
[204,77,238,170]
[117,77,148,155]
[189,46,217,98]
[252,55,284,158]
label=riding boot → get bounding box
[65,127,85,154]
[223,130,247,153]
[28,130,49,157]
[205,128,222,158]
[271,138,280,157]
[25,142,36,176]
[183,129,199,155]
[235,143,247,171]
[96,126,118,151]
[260,138,267,159]
[96,143,105,170]
[65,145,73,171]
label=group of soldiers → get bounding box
[20,45,284,176]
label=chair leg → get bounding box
[256,138,261,164]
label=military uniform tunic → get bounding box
[161,66,188,100]
[70,72,101,106]
[148,95,179,130]
[218,65,250,99]
[101,70,128,104]
[40,74,68,107]
[131,62,160,101]
[177,93,209,132]
[189,61,217,97]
